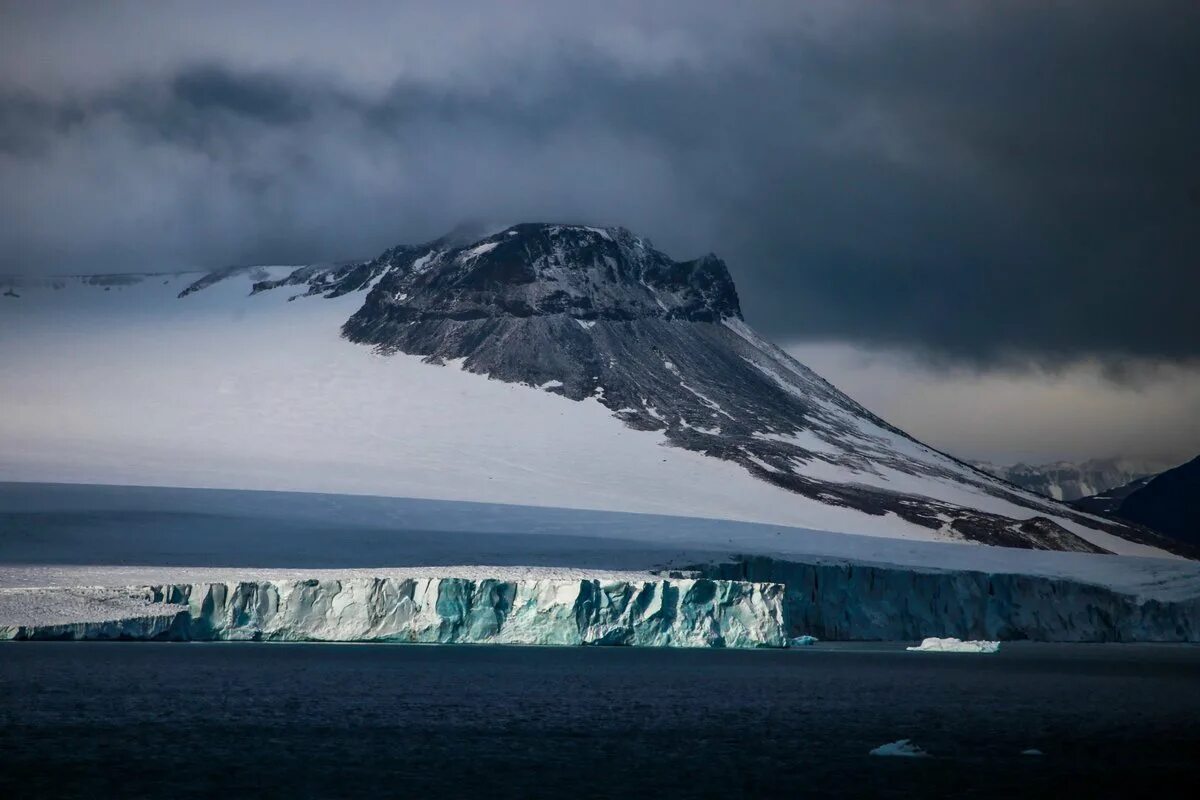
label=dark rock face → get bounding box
[1070,475,1156,515]
[217,222,1188,556]
[179,266,270,298]
[1116,456,1200,547]
[251,260,381,299]
[341,224,740,329]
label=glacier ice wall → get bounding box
[707,557,1200,642]
[5,561,1196,645]
[0,577,787,648]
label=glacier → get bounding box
[3,554,1198,644]
[0,571,787,648]
[3,484,1199,645]
[709,556,1200,642]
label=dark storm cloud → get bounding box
[0,0,1197,368]
[169,67,311,125]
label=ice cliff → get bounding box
[4,548,1199,645]
[707,556,1200,642]
[0,575,786,648]
[4,557,1199,645]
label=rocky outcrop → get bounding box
[1114,455,1200,547]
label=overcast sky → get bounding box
[2,1,1197,465]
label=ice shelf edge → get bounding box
[0,576,788,648]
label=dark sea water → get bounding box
[1,642,1197,799]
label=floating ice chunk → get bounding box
[1021,748,1044,756]
[869,739,929,758]
[789,634,819,646]
[906,637,1000,653]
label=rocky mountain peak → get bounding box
[349,223,741,327]
[168,221,1193,557]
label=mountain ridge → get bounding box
[3,223,1189,558]
[971,458,1170,502]
[204,222,1184,556]
[1111,455,1200,547]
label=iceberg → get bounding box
[906,637,1001,653]
[869,739,930,758]
[789,634,819,646]
[0,571,787,648]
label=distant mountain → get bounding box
[1069,475,1156,515]
[1113,456,1200,547]
[0,223,1188,557]
[971,458,1168,502]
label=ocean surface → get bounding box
[1,642,1197,798]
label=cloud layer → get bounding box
[787,343,1200,465]
[1,0,1197,369]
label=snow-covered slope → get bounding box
[5,483,1196,601]
[0,269,989,543]
[0,224,1182,557]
